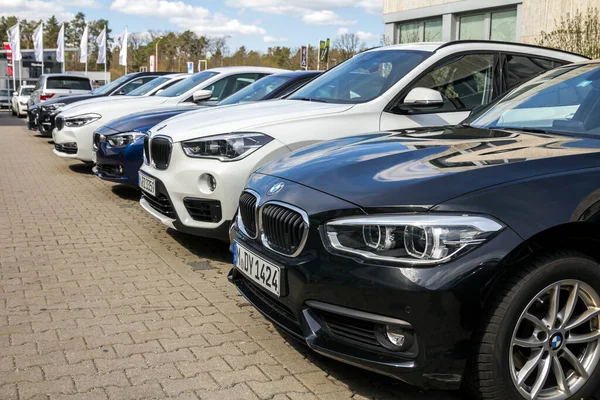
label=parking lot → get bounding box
[0,113,460,400]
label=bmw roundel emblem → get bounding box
[267,182,285,196]
[550,333,563,350]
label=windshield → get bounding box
[289,50,430,104]
[157,71,219,97]
[470,64,600,135]
[218,75,290,105]
[127,77,169,96]
[91,74,130,95]
[20,87,34,96]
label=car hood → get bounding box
[42,94,99,106]
[60,96,170,118]
[100,106,201,134]
[257,126,600,209]
[153,100,354,143]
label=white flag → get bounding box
[112,27,128,66]
[33,23,44,62]
[56,24,65,63]
[80,25,89,63]
[7,22,21,62]
[96,27,106,64]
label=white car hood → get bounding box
[154,100,354,143]
[61,96,171,118]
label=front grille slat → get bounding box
[150,137,171,170]
[143,136,150,164]
[261,204,306,256]
[183,198,222,222]
[239,192,258,237]
[142,193,176,219]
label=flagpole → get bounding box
[104,25,107,84]
[41,23,44,74]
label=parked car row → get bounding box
[24,40,600,400]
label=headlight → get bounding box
[323,214,504,265]
[107,132,145,148]
[20,101,27,105]
[64,113,101,128]
[45,103,66,115]
[182,133,273,162]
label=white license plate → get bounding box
[234,241,281,296]
[139,173,156,197]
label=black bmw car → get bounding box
[229,61,600,399]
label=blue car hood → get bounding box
[97,106,201,135]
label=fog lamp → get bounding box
[378,325,414,352]
[207,174,217,192]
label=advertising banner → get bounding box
[300,46,307,69]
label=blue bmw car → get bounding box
[93,71,321,187]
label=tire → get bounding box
[11,107,16,116]
[465,251,600,400]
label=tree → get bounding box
[334,33,364,61]
[538,8,600,59]
[44,16,61,48]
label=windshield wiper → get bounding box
[493,127,551,134]
[292,97,328,103]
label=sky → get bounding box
[1,0,384,52]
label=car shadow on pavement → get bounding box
[273,328,463,399]
[68,163,95,175]
[111,184,141,201]
[166,228,232,264]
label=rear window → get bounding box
[46,77,92,91]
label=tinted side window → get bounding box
[276,79,312,98]
[410,54,495,112]
[505,56,550,88]
[206,73,260,101]
[117,77,156,95]
[46,77,92,90]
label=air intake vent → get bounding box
[261,204,307,256]
[150,136,172,170]
[239,192,258,238]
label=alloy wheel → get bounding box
[509,280,600,399]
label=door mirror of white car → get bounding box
[13,91,18,97]
[192,89,213,102]
[400,87,444,111]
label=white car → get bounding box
[53,66,287,163]
[137,41,586,240]
[11,85,34,117]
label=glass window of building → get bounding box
[397,18,443,43]
[490,9,517,41]
[459,14,486,40]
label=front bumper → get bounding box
[227,174,525,389]
[138,139,289,240]
[38,107,57,135]
[94,136,144,185]
[53,122,99,162]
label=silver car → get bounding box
[29,74,93,107]
[0,89,10,109]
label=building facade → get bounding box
[383,0,600,45]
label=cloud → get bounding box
[356,30,379,41]
[337,27,349,35]
[302,10,356,26]
[110,0,265,36]
[0,0,99,21]
[264,35,288,43]
[355,0,382,15]
[224,0,364,26]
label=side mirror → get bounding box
[398,87,444,111]
[192,89,213,102]
[13,91,18,96]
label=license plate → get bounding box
[139,173,156,197]
[234,241,281,296]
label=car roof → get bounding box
[367,40,587,61]
[163,73,188,78]
[208,66,289,74]
[273,71,322,79]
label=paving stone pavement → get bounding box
[0,113,460,400]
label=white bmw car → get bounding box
[52,66,286,162]
[137,41,586,240]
